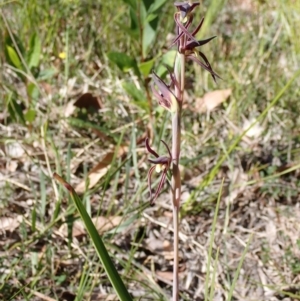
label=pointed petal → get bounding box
[152,72,171,92]
[152,72,178,112]
[145,138,159,158]
[151,86,174,111]
[164,65,180,92]
[151,83,169,108]
[191,17,204,36]
[185,36,216,50]
[160,140,172,160]
[198,51,222,82]
[151,169,168,205]
[187,53,221,82]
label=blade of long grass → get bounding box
[204,179,223,301]
[209,247,220,301]
[227,234,253,301]
[40,170,46,224]
[246,162,300,186]
[197,0,227,39]
[53,173,133,301]
[76,262,90,301]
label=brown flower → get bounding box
[151,72,179,112]
[145,138,172,205]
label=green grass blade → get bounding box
[209,247,220,301]
[227,235,253,301]
[204,179,223,301]
[53,173,133,301]
[198,0,227,39]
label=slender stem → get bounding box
[172,52,185,301]
[172,204,179,300]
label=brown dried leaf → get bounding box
[75,146,127,193]
[156,270,173,281]
[92,128,113,142]
[75,167,109,194]
[74,92,103,111]
[0,215,21,232]
[72,221,85,237]
[65,92,103,117]
[92,216,123,234]
[40,82,53,94]
[195,89,231,113]
[59,216,122,238]
[58,220,85,238]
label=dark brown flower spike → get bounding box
[171,2,220,82]
[145,138,172,205]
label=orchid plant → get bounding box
[145,2,219,300]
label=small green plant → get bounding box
[1,8,56,125]
[3,29,41,124]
